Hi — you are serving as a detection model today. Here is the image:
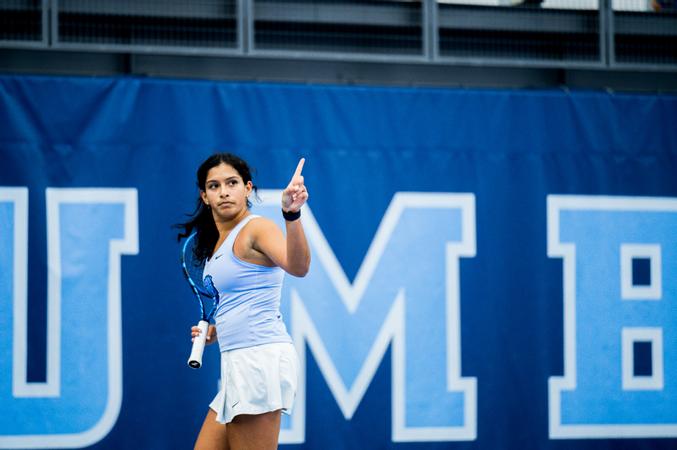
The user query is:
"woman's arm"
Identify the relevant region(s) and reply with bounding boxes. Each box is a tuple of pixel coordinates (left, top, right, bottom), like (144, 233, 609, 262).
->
(282, 214, 310, 276)
(251, 218, 310, 277)
(251, 158, 310, 276)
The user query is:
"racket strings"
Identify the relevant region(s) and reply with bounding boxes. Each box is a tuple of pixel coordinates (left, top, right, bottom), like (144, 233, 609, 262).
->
(182, 232, 220, 322)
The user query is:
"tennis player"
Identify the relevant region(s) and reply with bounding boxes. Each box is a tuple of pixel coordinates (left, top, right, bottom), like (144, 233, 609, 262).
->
(179, 152, 309, 450)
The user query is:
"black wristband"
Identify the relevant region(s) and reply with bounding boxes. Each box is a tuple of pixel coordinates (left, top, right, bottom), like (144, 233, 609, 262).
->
(282, 209, 301, 221)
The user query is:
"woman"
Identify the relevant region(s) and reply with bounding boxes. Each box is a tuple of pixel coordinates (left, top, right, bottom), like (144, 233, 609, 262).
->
(179, 152, 310, 449)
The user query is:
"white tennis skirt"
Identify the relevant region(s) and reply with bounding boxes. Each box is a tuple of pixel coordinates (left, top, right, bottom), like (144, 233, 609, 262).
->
(209, 342, 299, 424)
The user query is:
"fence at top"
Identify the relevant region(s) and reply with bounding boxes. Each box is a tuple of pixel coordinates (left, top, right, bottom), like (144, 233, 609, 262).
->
(1, 0, 676, 69)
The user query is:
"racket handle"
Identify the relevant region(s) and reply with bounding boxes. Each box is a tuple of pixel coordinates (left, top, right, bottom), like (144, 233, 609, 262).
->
(188, 320, 209, 369)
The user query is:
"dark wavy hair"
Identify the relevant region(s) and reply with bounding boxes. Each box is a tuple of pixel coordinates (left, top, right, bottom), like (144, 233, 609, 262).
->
(176, 152, 258, 262)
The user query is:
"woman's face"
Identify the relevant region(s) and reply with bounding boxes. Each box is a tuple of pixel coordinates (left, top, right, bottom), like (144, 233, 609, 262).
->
(200, 163, 252, 220)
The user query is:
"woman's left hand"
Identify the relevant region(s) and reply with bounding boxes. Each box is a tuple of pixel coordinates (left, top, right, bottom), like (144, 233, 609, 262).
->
(281, 158, 309, 213)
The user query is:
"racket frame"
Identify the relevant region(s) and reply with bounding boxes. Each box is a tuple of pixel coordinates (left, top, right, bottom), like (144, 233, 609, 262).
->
(181, 232, 219, 369)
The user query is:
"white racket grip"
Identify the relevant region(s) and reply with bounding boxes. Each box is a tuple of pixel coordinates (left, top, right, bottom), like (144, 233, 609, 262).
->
(188, 320, 209, 369)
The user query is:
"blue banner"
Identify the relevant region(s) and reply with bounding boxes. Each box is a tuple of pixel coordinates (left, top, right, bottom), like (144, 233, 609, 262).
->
(0, 75, 676, 449)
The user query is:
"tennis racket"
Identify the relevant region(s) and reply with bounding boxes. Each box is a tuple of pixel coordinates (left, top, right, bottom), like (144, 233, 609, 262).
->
(181, 232, 220, 369)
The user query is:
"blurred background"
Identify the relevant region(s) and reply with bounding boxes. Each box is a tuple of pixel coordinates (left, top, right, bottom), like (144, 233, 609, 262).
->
(1, 1, 676, 450)
(1, 0, 676, 88)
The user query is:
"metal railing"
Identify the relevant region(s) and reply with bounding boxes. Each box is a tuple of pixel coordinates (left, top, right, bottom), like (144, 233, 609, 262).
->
(1, 0, 675, 69)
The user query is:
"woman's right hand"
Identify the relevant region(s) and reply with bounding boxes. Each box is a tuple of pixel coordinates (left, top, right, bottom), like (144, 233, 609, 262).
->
(191, 324, 217, 345)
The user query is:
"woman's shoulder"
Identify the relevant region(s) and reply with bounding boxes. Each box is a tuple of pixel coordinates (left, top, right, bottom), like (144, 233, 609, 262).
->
(241, 215, 280, 237)
(237, 215, 285, 258)
(246, 215, 276, 228)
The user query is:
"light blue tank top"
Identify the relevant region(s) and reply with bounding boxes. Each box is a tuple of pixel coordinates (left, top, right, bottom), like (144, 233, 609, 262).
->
(204, 215, 292, 352)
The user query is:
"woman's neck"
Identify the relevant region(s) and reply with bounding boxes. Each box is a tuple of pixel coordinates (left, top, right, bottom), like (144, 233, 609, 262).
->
(214, 208, 250, 239)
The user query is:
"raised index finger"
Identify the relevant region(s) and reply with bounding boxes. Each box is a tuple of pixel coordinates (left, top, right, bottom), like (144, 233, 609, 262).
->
(293, 158, 305, 178)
